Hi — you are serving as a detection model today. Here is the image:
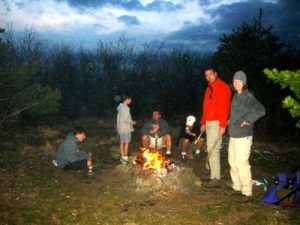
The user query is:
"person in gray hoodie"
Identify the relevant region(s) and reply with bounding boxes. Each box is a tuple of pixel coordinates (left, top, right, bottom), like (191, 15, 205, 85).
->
(117, 95, 136, 163)
(227, 71, 266, 203)
(55, 127, 92, 170)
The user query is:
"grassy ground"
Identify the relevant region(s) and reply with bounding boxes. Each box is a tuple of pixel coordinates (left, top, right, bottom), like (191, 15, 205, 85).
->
(0, 117, 299, 225)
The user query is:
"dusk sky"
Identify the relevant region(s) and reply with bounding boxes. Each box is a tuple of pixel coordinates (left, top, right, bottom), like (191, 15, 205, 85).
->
(1, 0, 299, 52)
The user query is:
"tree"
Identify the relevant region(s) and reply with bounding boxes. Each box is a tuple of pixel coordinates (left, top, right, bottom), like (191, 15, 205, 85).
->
(0, 28, 61, 128)
(213, 15, 283, 86)
(212, 12, 300, 140)
(264, 69, 300, 128)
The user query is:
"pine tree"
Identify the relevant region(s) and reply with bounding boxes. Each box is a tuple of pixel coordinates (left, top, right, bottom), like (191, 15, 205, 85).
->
(264, 69, 300, 128)
(0, 28, 61, 128)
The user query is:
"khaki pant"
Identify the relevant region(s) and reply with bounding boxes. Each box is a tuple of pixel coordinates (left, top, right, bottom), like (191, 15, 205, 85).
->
(228, 136, 253, 196)
(206, 121, 222, 180)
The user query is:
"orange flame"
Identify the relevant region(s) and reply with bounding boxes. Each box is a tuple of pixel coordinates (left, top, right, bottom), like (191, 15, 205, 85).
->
(138, 147, 171, 172)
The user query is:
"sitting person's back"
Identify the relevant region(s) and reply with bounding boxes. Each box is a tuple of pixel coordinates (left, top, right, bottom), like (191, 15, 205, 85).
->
(55, 127, 92, 170)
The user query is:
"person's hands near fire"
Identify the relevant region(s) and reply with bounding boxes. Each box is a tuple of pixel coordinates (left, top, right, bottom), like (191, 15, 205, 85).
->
(150, 124, 160, 134)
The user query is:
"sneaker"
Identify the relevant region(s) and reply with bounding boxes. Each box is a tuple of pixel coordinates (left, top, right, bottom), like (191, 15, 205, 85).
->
(87, 168, 94, 175)
(236, 195, 253, 203)
(195, 150, 201, 160)
(181, 152, 186, 161)
(52, 159, 58, 167)
(226, 189, 242, 196)
(203, 179, 221, 188)
(120, 158, 127, 164)
(166, 151, 172, 157)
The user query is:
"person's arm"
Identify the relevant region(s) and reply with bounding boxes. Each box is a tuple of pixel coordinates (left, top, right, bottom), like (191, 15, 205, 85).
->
(216, 84, 232, 128)
(215, 84, 231, 137)
(242, 95, 266, 125)
(64, 142, 82, 163)
(77, 149, 88, 160)
(200, 88, 209, 126)
(157, 120, 170, 137)
(122, 107, 135, 125)
(141, 121, 151, 135)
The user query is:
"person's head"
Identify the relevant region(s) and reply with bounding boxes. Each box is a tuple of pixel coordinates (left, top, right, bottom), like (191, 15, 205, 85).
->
(74, 126, 86, 142)
(204, 67, 218, 84)
(122, 95, 133, 105)
(186, 115, 196, 128)
(152, 110, 161, 122)
(233, 71, 247, 93)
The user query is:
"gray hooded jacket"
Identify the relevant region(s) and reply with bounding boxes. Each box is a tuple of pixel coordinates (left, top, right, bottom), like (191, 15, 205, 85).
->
(228, 90, 266, 138)
(117, 103, 134, 135)
(56, 133, 88, 168)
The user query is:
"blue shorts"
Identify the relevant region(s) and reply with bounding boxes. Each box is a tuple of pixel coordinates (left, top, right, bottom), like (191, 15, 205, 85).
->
(120, 133, 131, 142)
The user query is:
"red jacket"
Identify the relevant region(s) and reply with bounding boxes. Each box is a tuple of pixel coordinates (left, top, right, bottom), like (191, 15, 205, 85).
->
(201, 78, 232, 128)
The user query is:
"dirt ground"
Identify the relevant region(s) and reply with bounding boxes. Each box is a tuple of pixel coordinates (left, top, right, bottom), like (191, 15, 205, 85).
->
(0, 117, 299, 225)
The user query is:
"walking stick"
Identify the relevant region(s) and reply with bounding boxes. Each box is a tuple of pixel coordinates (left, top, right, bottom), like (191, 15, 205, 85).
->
(193, 132, 203, 145)
(205, 138, 221, 170)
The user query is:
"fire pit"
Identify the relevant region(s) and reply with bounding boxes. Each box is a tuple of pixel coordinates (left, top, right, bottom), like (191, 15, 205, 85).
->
(113, 147, 203, 194)
(133, 147, 174, 177)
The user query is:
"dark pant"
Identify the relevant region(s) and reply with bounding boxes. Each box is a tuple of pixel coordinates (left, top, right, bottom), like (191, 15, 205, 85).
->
(64, 159, 87, 170)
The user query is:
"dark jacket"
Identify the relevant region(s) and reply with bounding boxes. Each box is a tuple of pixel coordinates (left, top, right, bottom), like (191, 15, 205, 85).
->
(56, 133, 88, 168)
(141, 119, 170, 138)
(178, 122, 200, 142)
(228, 90, 266, 138)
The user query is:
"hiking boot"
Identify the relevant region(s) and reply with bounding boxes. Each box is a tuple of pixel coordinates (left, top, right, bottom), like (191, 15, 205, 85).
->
(225, 181, 233, 189)
(236, 195, 253, 203)
(226, 189, 242, 196)
(203, 179, 221, 188)
(201, 174, 211, 182)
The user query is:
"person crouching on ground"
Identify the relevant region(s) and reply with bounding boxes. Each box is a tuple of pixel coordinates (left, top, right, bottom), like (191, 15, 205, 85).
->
(227, 71, 266, 203)
(54, 127, 93, 171)
(117, 95, 136, 164)
(141, 110, 172, 156)
(178, 115, 205, 160)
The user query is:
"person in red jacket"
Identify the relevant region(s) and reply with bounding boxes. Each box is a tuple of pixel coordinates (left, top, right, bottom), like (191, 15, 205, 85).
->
(200, 68, 232, 187)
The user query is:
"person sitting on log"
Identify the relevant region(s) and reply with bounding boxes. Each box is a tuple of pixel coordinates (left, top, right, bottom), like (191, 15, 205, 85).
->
(178, 115, 205, 161)
(141, 109, 172, 156)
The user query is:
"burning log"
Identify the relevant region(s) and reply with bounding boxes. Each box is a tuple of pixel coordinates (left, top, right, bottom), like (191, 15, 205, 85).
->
(133, 147, 174, 176)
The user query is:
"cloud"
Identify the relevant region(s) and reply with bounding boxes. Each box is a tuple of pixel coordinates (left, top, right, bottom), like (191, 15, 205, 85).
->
(164, 0, 300, 52)
(145, 0, 184, 11)
(118, 15, 141, 26)
(57, 0, 144, 10)
(1, 0, 299, 53)
(55, 0, 185, 12)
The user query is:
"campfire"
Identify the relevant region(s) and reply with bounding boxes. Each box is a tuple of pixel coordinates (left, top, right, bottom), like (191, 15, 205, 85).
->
(133, 147, 174, 177)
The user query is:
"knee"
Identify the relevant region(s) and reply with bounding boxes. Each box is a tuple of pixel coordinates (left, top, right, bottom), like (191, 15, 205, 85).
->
(141, 135, 149, 142)
(164, 134, 172, 142)
(181, 138, 189, 145)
